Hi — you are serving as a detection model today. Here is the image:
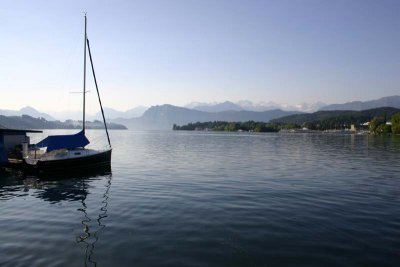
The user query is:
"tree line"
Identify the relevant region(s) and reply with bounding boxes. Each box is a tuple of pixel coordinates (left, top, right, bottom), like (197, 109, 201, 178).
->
(173, 121, 299, 132)
(173, 111, 400, 134)
(369, 113, 400, 135)
(271, 107, 400, 131)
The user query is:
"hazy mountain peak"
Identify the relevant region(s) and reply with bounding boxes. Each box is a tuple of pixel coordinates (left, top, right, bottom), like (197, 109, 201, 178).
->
(186, 100, 325, 113)
(19, 106, 56, 121)
(320, 95, 400, 111)
(47, 106, 149, 121)
(20, 106, 37, 113)
(0, 106, 56, 121)
(189, 101, 243, 112)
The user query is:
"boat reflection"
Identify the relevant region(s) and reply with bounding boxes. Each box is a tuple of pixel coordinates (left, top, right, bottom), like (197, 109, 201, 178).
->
(0, 167, 112, 267)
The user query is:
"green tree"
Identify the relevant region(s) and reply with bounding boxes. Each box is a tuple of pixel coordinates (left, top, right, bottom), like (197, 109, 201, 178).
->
(391, 113, 400, 134)
(369, 117, 385, 134)
(376, 124, 391, 134)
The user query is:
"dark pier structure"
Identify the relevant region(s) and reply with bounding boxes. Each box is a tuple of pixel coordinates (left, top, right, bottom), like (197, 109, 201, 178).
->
(0, 128, 42, 168)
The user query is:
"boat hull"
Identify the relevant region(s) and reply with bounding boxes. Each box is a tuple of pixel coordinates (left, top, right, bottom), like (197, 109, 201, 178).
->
(26, 149, 112, 175)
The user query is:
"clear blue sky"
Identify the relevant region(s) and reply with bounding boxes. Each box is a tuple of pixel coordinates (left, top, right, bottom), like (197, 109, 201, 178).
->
(1, 0, 399, 112)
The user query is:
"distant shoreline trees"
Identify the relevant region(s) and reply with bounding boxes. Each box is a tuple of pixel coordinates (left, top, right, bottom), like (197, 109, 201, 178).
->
(173, 121, 298, 132)
(271, 107, 400, 132)
(369, 112, 400, 135)
(173, 112, 400, 135)
(391, 113, 400, 134)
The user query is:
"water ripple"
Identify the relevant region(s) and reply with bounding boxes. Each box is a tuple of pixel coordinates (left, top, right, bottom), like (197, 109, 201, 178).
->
(1, 130, 400, 266)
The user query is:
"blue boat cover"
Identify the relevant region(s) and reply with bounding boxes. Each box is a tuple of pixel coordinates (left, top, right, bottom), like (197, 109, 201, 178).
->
(35, 130, 90, 152)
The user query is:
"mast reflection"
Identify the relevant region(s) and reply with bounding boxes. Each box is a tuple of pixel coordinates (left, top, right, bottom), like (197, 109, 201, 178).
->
(76, 173, 112, 267)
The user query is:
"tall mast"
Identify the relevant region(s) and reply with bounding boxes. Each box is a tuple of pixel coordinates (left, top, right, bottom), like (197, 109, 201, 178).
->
(82, 14, 87, 132)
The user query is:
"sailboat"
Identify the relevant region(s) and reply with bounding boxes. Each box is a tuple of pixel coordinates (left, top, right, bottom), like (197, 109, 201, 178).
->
(23, 15, 112, 173)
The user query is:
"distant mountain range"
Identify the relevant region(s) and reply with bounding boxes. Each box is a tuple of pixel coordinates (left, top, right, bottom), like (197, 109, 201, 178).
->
(185, 100, 326, 113)
(0, 106, 148, 122)
(49, 106, 149, 121)
(3, 96, 400, 130)
(0, 115, 127, 130)
(113, 104, 302, 130)
(186, 96, 400, 113)
(0, 106, 56, 121)
(185, 101, 244, 112)
(90, 106, 148, 120)
(320, 96, 400, 111)
(270, 107, 400, 126)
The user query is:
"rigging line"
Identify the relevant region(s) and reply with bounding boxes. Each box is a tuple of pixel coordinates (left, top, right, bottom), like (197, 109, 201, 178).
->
(86, 38, 112, 148)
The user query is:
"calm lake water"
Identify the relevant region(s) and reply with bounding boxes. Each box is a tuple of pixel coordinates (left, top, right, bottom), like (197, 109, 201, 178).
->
(1, 130, 400, 267)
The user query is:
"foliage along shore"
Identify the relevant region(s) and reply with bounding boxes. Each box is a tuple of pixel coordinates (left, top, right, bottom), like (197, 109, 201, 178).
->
(270, 107, 400, 130)
(173, 110, 400, 135)
(173, 121, 293, 132)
